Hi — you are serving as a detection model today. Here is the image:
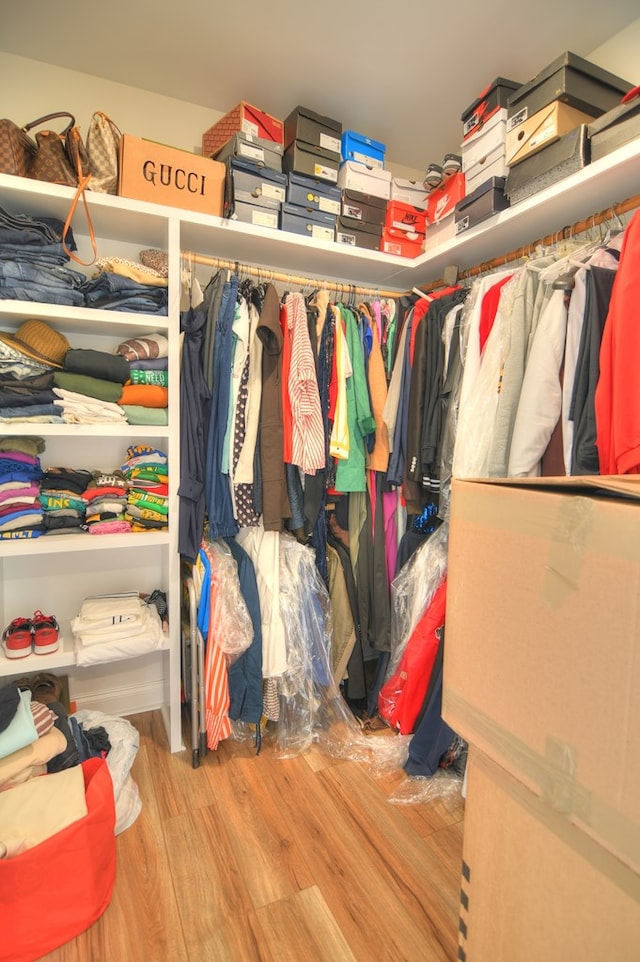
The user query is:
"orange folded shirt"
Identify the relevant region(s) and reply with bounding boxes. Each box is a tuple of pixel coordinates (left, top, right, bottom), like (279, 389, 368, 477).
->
(119, 383, 169, 408)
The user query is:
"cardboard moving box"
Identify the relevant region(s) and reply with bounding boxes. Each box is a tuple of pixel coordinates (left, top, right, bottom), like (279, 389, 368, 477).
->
(459, 748, 640, 962)
(118, 135, 225, 216)
(443, 475, 640, 875)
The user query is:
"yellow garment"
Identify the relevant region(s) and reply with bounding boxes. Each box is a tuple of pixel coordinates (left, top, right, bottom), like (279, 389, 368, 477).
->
(95, 257, 168, 287)
(329, 306, 350, 461)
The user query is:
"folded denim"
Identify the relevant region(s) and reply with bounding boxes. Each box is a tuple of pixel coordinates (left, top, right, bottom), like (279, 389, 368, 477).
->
(0, 260, 86, 288)
(0, 284, 85, 306)
(0, 206, 77, 249)
(0, 244, 70, 266)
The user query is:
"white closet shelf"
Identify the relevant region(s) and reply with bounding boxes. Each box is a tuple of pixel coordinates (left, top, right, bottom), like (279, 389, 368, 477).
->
(3, 137, 639, 292)
(0, 423, 169, 438)
(0, 530, 170, 558)
(0, 300, 169, 337)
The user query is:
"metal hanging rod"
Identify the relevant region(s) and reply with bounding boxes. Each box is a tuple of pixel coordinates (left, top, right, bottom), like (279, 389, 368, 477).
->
(180, 250, 400, 299)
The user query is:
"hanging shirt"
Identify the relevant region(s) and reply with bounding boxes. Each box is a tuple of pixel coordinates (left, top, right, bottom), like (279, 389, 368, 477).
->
(286, 292, 325, 475)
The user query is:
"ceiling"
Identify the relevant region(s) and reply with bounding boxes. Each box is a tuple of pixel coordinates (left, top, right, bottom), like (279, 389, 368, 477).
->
(1, 2, 638, 173)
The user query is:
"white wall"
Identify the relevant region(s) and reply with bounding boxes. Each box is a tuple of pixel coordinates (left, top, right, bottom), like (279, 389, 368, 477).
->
(588, 16, 640, 83)
(0, 52, 425, 182)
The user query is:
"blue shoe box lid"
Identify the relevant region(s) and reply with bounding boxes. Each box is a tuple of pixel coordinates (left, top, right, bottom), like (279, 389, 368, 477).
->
(341, 130, 386, 168)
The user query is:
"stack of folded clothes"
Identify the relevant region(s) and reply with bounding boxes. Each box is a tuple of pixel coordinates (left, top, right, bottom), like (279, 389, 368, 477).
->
(114, 331, 169, 426)
(71, 591, 165, 666)
(81, 468, 131, 535)
(39, 466, 92, 535)
(79, 255, 168, 315)
(122, 444, 169, 532)
(53, 346, 130, 424)
(0, 319, 69, 424)
(0, 435, 45, 539)
(0, 205, 86, 307)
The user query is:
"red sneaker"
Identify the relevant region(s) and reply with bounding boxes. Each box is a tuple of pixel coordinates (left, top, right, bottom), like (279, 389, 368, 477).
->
(1, 617, 33, 659)
(32, 611, 60, 655)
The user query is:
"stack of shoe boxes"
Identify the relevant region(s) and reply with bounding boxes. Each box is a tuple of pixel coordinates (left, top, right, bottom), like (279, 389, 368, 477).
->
(336, 132, 391, 251)
(453, 77, 520, 237)
(281, 106, 343, 240)
(381, 199, 427, 258)
(216, 132, 286, 230)
(504, 52, 632, 206)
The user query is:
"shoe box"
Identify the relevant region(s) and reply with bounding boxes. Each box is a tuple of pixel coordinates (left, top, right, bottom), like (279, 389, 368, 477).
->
(224, 156, 287, 229)
(588, 86, 640, 163)
(379, 226, 423, 258)
(462, 109, 509, 194)
(341, 130, 386, 169)
(384, 200, 427, 236)
(283, 140, 340, 185)
(202, 101, 284, 158)
(286, 172, 341, 215)
(454, 176, 510, 235)
(427, 172, 466, 225)
(338, 160, 392, 200)
(280, 202, 336, 242)
(461, 77, 522, 142)
(504, 125, 589, 205)
(506, 51, 633, 125)
(213, 131, 284, 172)
(335, 215, 383, 251)
(341, 188, 387, 226)
(506, 101, 593, 167)
(390, 177, 428, 209)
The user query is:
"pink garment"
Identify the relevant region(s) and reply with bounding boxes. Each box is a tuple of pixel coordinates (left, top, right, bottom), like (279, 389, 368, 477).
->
(286, 292, 325, 474)
(202, 544, 232, 751)
(87, 520, 132, 535)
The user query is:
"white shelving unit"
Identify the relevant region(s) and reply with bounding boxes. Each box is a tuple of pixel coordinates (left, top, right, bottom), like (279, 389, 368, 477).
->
(0, 134, 637, 753)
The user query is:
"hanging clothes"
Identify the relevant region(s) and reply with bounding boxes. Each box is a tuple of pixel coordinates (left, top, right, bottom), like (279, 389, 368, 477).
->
(178, 305, 211, 562)
(256, 284, 290, 530)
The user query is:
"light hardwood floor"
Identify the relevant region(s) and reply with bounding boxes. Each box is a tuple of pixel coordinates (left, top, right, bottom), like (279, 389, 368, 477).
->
(40, 710, 465, 962)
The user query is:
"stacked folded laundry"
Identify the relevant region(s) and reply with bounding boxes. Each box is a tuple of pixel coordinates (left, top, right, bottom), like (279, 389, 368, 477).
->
(122, 444, 169, 532)
(0, 435, 45, 538)
(115, 332, 169, 426)
(81, 468, 131, 535)
(39, 466, 92, 535)
(0, 319, 69, 424)
(71, 592, 165, 666)
(79, 255, 168, 314)
(53, 346, 130, 425)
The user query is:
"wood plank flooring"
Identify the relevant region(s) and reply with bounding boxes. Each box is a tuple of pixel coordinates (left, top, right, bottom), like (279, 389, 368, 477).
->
(40, 710, 465, 962)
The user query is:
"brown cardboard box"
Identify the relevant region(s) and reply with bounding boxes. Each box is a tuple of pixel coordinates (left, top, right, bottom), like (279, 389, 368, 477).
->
(443, 475, 640, 874)
(506, 101, 593, 166)
(118, 135, 225, 215)
(459, 749, 640, 962)
(202, 102, 284, 158)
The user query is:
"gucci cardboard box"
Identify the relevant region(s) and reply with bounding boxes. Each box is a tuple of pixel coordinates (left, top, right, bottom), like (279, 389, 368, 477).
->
(202, 102, 284, 158)
(118, 135, 225, 216)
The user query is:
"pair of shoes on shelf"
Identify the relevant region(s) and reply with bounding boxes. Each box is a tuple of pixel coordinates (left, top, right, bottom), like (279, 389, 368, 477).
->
(423, 153, 462, 192)
(1, 611, 60, 659)
(11, 672, 63, 705)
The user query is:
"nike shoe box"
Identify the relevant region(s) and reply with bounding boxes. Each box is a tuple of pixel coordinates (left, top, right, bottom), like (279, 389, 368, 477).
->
(454, 177, 510, 235)
(203, 102, 284, 158)
(461, 77, 522, 141)
(340, 189, 387, 227)
(588, 88, 640, 163)
(504, 125, 590, 205)
(286, 172, 341, 216)
(341, 130, 386, 169)
(380, 226, 423, 258)
(283, 140, 340, 185)
(280, 202, 336, 242)
(335, 215, 383, 251)
(384, 201, 427, 236)
(506, 52, 633, 123)
(427, 173, 466, 225)
(213, 132, 283, 172)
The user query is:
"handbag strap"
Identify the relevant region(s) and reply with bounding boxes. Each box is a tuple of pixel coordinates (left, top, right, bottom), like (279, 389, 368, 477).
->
(62, 173, 98, 267)
(92, 110, 123, 139)
(23, 112, 76, 135)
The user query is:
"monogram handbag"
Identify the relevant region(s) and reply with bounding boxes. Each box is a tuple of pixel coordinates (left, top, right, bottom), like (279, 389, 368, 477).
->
(26, 112, 91, 186)
(85, 111, 122, 194)
(0, 118, 37, 176)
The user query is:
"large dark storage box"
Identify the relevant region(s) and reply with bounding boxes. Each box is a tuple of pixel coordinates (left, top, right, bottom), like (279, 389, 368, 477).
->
(286, 172, 341, 215)
(454, 177, 509, 235)
(224, 156, 286, 218)
(588, 88, 640, 163)
(505, 124, 590, 204)
(283, 141, 340, 184)
(506, 51, 633, 122)
(214, 132, 283, 172)
(335, 215, 382, 251)
(461, 77, 522, 140)
(284, 106, 342, 154)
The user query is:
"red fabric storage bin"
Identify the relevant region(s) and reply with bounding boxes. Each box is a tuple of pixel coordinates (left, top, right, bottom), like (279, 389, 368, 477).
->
(0, 757, 116, 962)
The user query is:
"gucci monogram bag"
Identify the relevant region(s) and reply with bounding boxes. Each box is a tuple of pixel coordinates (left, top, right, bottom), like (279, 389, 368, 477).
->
(85, 111, 122, 194)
